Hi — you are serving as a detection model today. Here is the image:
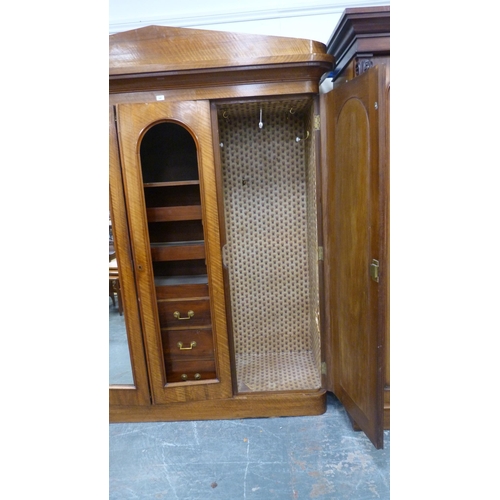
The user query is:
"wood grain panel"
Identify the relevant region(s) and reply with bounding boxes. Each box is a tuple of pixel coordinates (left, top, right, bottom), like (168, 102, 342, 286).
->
(110, 25, 332, 75)
(155, 283, 209, 301)
(109, 106, 151, 407)
(322, 66, 386, 449)
(116, 100, 233, 404)
(110, 391, 327, 422)
(335, 97, 371, 414)
(109, 26, 332, 94)
(109, 81, 320, 105)
(384, 66, 390, 430)
(148, 220, 204, 244)
(147, 205, 202, 222)
(150, 242, 205, 262)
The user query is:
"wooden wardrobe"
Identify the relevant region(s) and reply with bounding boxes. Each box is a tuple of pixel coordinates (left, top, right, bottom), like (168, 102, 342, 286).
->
(109, 6, 390, 449)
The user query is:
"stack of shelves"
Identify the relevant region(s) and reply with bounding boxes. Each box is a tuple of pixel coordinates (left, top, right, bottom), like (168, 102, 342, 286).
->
(141, 123, 215, 383)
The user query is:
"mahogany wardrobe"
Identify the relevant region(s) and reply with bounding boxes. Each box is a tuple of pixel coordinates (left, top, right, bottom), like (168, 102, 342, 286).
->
(109, 6, 390, 448)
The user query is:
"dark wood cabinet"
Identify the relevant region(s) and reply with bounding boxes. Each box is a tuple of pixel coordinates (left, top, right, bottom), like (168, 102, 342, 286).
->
(109, 6, 390, 448)
(325, 6, 390, 431)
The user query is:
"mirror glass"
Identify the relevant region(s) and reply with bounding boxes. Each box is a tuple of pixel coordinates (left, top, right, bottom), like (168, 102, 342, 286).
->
(109, 214, 134, 385)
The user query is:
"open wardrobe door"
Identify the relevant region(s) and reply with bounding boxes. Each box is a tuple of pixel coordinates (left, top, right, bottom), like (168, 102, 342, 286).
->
(321, 65, 388, 449)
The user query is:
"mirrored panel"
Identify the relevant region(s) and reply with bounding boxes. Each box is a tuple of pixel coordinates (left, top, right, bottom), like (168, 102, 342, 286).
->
(109, 214, 134, 385)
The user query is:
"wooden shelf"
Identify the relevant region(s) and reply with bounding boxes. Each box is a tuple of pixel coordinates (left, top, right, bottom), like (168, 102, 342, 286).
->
(155, 275, 208, 286)
(143, 180, 200, 188)
(151, 241, 205, 262)
(147, 205, 202, 222)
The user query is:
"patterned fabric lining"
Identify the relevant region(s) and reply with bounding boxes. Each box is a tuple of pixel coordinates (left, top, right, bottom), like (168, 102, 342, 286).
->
(218, 98, 321, 392)
(236, 352, 319, 392)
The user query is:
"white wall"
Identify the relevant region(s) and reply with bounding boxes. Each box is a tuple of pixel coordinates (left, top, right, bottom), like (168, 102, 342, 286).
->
(109, 0, 390, 45)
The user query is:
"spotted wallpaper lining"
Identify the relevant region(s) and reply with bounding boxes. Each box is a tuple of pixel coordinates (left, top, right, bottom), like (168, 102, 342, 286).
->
(218, 98, 321, 392)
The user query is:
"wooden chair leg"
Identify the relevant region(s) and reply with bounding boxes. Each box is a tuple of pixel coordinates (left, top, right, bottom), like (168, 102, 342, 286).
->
(109, 279, 116, 307)
(116, 279, 123, 316)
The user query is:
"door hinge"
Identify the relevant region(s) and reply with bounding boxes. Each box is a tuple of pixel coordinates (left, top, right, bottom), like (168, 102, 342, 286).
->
(318, 246, 324, 261)
(321, 362, 327, 375)
(370, 259, 380, 283)
(314, 115, 320, 131)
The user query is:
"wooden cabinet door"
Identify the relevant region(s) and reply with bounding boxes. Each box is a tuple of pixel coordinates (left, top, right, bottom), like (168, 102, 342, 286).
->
(115, 100, 233, 405)
(109, 106, 151, 407)
(321, 66, 389, 448)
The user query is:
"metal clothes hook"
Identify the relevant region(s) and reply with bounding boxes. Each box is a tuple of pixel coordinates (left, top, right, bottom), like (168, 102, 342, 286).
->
(295, 130, 310, 142)
(259, 108, 263, 129)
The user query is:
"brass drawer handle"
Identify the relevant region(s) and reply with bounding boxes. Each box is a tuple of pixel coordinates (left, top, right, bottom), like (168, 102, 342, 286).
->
(181, 373, 201, 381)
(173, 310, 194, 320)
(177, 341, 197, 350)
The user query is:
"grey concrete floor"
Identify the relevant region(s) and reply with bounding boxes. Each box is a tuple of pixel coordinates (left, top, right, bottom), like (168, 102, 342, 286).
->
(110, 393, 390, 499)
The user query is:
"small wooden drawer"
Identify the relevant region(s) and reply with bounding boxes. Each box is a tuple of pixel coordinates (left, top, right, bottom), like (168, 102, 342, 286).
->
(158, 298, 211, 329)
(162, 329, 214, 358)
(165, 359, 216, 383)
